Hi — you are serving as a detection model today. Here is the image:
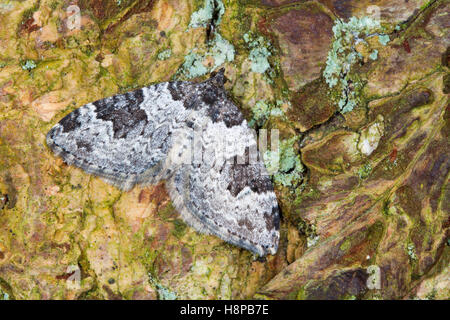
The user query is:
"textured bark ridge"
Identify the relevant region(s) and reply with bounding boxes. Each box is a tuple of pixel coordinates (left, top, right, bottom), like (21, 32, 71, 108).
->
(0, 0, 448, 299)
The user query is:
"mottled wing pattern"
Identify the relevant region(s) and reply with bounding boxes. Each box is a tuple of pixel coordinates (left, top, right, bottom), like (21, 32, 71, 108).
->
(168, 140, 280, 256)
(166, 73, 280, 256)
(46, 70, 280, 255)
(46, 83, 187, 190)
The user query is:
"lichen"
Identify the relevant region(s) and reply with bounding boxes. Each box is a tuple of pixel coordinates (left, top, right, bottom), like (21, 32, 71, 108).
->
(366, 265, 381, 290)
(21, 59, 37, 71)
(180, 1, 234, 79)
(249, 47, 271, 74)
(358, 163, 372, 179)
(307, 235, 320, 248)
(0, 289, 9, 300)
(264, 136, 304, 187)
(157, 49, 172, 61)
(208, 33, 235, 67)
(323, 16, 390, 113)
(407, 243, 418, 261)
(180, 34, 234, 79)
(340, 239, 351, 252)
(189, 0, 225, 29)
(249, 100, 285, 127)
(250, 101, 270, 127)
(244, 32, 272, 74)
(378, 35, 390, 46)
(148, 274, 177, 300)
(181, 51, 209, 78)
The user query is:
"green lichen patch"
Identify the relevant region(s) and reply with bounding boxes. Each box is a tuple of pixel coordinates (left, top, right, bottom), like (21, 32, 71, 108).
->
(21, 59, 37, 71)
(243, 32, 273, 75)
(358, 163, 372, 180)
(323, 16, 390, 113)
(189, 0, 225, 29)
(249, 46, 271, 74)
(180, 51, 209, 79)
(407, 243, 418, 262)
(180, 33, 235, 79)
(157, 49, 172, 61)
(264, 136, 304, 188)
(148, 273, 177, 300)
(378, 35, 390, 46)
(248, 100, 285, 128)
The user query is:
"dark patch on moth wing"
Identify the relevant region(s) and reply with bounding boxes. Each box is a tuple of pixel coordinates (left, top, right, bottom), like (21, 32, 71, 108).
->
(201, 84, 220, 105)
(167, 81, 204, 111)
(168, 70, 244, 128)
(184, 91, 205, 111)
(205, 98, 244, 128)
(93, 89, 147, 139)
(237, 218, 255, 231)
(203, 72, 244, 127)
(226, 149, 273, 197)
(76, 140, 93, 152)
(167, 81, 186, 101)
(203, 70, 243, 127)
(58, 108, 82, 133)
(264, 206, 280, 231)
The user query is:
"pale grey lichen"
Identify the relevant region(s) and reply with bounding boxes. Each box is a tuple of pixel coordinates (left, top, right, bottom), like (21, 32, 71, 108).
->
(244, 32, 272, 74)
(264, 136, 304, 187)
(180, 34, 234, 79)
(250, 101, 270, 127)
(407, 243, 418, 261)
(181, 52, 209, 78)
(378, 34, 390, 46)
(148, 274, 177, 300)
(157, 49, 172, 61)
(0, 287, 9, 300)
(181, 1, 234, 79)
(366, 265, 381, 290)
(369, 49, 378, 60)
(249, 47, 271, 73)
(189, 0, 225, 29)
(270, 107, 284, 117)
(298, 219, 320, 248)
(358, 163, 372, 179)
(307, 234, 320, 248)
(21, 59, 36, 71)
(208, 33, 235, 67)
(323, 17, 390, 113)
(249, 100, 285, 128)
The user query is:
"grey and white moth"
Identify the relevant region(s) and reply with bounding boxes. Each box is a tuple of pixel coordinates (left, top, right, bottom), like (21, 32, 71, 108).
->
(46, 69, 280, 256)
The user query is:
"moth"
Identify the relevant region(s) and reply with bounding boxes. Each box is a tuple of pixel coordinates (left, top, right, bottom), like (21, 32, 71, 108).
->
(46, 69, 280, 256)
